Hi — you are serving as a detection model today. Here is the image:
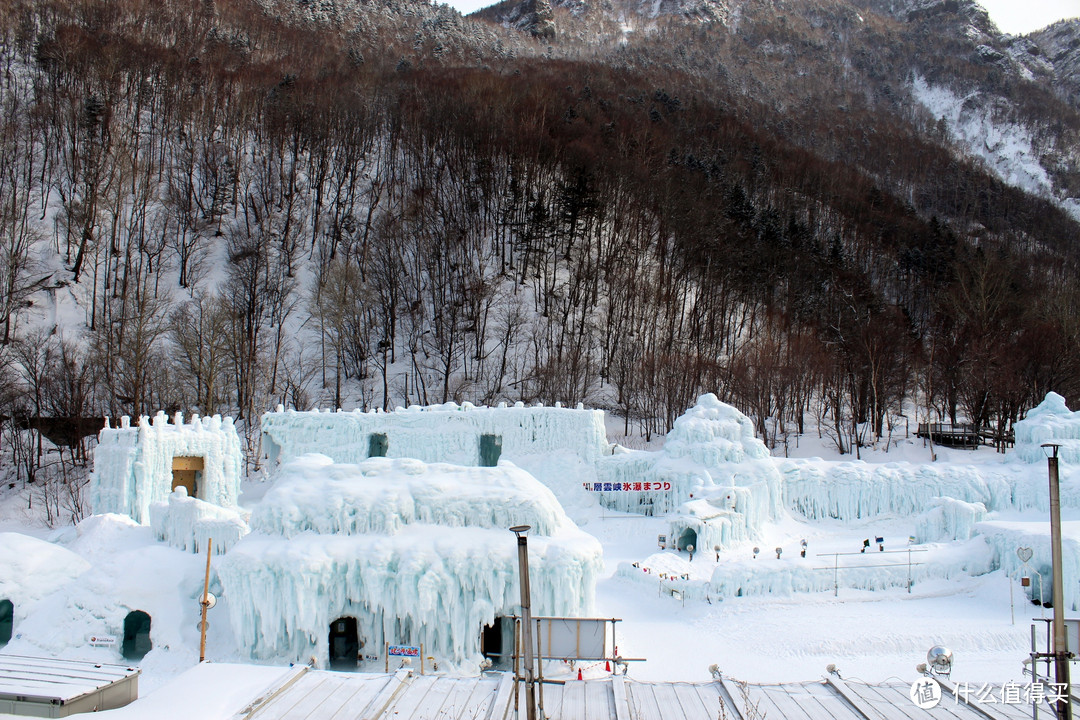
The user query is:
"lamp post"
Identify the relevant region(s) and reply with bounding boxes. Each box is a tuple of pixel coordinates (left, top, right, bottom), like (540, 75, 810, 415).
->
(511, 525, 537, 720)
(1042, 443, 1072, 720)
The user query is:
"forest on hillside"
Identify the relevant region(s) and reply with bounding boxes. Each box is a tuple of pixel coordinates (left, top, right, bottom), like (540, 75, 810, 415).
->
(1, 0, 1079, 522)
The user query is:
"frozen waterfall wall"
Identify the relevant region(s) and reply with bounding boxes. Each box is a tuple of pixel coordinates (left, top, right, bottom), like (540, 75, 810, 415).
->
(260, 402, 609, 470)
(913, 497, 987, 543)
(91, 412, 243, 524)
(779, 459, 1051, 520)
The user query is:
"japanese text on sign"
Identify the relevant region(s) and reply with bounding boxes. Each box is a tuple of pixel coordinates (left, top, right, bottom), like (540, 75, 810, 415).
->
(583, 481, 673, 491)
(388, 645, 420, 657)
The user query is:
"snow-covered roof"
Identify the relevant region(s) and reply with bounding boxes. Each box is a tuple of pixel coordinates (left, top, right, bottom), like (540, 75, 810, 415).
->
(248, 454, 571, 537)
(223, 666, 1032, 720)
(0, 654, 139, 703)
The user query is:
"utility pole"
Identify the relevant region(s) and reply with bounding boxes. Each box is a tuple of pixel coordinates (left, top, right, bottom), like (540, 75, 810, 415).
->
(199, 538, 213, 663)
(1042, 444, 1072, 720)
(511, 526, 537, 720)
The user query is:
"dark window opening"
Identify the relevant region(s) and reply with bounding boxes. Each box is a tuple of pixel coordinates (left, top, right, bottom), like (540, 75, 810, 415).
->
(0, 599, 12, 647)
(368, 433, 388, 458)
(122, 610, 152, 661)
(479, 434, 502, 467)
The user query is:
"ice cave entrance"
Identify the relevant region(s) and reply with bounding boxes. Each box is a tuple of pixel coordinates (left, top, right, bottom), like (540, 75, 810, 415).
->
(481, 617, 512, 670)
(479, 434, 502, 467)
(677, 528, 698, 551)
(171, 456, 204, 498)
(121, 610, 152, 661)
(329, 617, 360, 670)
(0, 599, 12, 647)
(368, 433, 388, 458)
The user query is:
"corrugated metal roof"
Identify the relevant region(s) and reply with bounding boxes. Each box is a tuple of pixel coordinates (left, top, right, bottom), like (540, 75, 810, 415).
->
(234, 668, 1041, 720)
(0, 654, 140, 703)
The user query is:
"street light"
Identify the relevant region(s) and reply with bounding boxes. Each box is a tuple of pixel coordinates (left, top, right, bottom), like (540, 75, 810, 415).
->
(1042, 443, 1072, 720)
(510, 525, 537, 720)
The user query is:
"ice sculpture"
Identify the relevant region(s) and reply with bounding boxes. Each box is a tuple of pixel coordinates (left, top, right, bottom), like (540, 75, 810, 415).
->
(593, 396, 783, 549)
(218, 455, 602, 669)
(1013, 392, 1080, 464)
(779, 459, 1047, 519)
(149, 488, 249, 554)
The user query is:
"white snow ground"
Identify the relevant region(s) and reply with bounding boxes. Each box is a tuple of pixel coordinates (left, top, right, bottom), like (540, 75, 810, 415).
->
(0, 426, 1068, 717)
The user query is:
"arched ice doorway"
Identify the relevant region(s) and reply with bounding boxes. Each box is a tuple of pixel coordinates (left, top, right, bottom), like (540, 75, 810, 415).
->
(677, 528, 698, 551)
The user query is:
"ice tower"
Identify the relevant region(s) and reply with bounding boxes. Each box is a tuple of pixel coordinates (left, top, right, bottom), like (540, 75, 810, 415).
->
(91, 412, 243, 524)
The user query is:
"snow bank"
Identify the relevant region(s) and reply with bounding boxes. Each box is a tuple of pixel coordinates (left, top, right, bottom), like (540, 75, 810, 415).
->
(149, 488, 249, 555)
(0, 533, 89, 627)
(780, 458, 1039, 519)
(1012, 392, 1080, 464)
(593, 395, 782, 545)
(218, 456, 602, 668)
(3, 515, 207, 672)
(92, 412, 243, 524)
(914, 497, 987, 542)
(260, 402, 609, 470)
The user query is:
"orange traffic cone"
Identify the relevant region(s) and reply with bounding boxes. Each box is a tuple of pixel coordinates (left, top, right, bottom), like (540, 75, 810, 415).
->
(577, 668, 583, 681)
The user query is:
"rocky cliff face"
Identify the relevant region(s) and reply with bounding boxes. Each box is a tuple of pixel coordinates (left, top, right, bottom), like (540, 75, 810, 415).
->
(1028, 20, 1080, 109)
